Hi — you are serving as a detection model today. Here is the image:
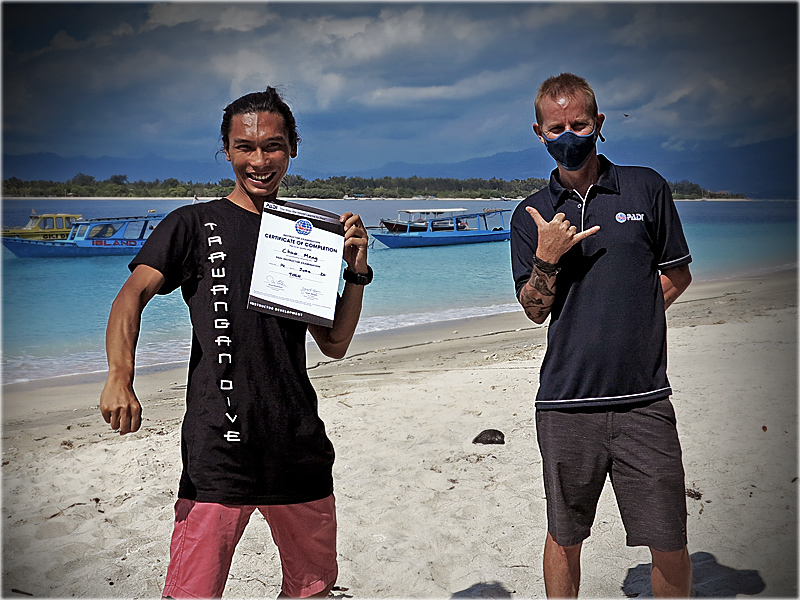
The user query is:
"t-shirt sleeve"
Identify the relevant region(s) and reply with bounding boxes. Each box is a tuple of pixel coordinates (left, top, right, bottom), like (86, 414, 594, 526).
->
(510, 202, 538, 300)
(129, 209, 198, 295)
(654, 181, 692, 272)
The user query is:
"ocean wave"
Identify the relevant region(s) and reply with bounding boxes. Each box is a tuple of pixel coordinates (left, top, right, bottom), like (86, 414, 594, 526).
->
(1, 304, 522, 384)
(2, 339, 193, 386)
(356, 302, 521, 334)
(696, 261, 797, 282)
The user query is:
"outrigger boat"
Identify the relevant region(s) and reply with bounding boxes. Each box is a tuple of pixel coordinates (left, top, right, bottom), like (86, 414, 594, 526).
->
(379, 208, 469, 232)
(2, 212, 165, 258)
(372, 208, 511, 248)
(2, 211, 82, 240)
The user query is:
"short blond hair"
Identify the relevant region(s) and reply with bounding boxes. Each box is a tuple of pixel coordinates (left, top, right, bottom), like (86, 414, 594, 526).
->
(534, 73, 598, 124)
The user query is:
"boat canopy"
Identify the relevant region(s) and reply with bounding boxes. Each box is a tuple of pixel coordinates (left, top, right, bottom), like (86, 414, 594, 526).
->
(19, 214, 80, 230)
(396, 208, 467, 214)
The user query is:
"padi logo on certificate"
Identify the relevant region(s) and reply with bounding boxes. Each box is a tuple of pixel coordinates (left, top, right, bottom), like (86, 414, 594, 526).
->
(295, 219, 313, 235)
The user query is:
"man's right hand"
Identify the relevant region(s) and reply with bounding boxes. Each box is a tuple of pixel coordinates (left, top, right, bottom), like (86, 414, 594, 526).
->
(100, 379, 142, 435)
(99, 264, 164, 436)
(527, 207, 600, 264)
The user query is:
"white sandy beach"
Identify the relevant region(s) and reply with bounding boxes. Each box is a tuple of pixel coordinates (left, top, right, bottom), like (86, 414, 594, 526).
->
(2, 270, 797, 598)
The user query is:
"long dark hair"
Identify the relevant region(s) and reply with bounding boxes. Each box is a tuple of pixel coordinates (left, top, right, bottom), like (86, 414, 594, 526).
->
(220, 86, 300, 152)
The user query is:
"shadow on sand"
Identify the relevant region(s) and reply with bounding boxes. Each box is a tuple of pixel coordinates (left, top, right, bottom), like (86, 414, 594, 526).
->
(622, 551, 766, 597)
(451, 581, 515, 598)
(447, 551, 768, 598)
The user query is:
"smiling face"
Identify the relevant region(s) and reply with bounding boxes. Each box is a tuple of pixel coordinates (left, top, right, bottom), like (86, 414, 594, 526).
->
(224, 111, 297, 210)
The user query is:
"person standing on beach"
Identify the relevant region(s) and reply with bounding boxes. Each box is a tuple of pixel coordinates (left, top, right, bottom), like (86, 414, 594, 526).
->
(510, 73, 693, 597)
(99, 87, 372, 598)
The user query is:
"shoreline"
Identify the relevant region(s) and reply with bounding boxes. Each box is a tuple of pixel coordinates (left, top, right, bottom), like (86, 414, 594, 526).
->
(3, 269, 795, 414)
(2, 268, 796, 397)
(1, 264, 796, 392)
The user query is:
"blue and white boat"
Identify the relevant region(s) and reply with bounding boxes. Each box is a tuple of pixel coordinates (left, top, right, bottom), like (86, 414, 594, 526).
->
(372, 208, 511, 248)
(2, 212, 165, 257)
(379, 208, 469, 232)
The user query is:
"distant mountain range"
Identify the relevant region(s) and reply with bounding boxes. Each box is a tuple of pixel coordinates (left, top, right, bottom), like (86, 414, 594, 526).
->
(1, 152, 235, 187)
(3, 134, 796, 199)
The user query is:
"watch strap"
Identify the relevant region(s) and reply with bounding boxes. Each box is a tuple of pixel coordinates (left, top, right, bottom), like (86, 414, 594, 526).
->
(343, 265, 373, 285)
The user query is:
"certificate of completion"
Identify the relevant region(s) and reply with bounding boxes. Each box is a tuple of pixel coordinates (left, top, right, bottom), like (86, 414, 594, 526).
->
(248, 201, 344, 327)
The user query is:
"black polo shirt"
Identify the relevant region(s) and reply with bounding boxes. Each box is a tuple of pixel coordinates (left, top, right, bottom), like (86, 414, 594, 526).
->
(510, 155, 691, 409)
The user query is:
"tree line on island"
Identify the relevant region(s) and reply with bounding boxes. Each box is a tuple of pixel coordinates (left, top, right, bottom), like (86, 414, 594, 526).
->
(2, 173, 745, 200)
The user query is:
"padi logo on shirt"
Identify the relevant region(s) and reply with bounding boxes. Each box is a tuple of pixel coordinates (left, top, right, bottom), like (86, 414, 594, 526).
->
(295, 218, 313, 235)
(615, 212, 645, 223)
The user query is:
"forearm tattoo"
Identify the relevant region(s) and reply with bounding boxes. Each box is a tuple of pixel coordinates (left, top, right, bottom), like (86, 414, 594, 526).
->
(530, 269, 555, 297)
(521, 265, 556, 320)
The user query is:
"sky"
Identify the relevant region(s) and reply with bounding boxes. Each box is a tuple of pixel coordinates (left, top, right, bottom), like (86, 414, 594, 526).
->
(2, 2, 798, 195)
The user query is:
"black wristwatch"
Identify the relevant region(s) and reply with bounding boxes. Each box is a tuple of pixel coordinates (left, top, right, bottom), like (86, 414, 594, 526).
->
(343, 265, 373, 286)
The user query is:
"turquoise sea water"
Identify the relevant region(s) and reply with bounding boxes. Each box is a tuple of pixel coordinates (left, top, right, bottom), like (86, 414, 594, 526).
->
(2, 198, 797, 384)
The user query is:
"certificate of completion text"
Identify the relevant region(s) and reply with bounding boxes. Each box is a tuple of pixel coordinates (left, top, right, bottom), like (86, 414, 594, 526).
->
(248, 202, 344, 327)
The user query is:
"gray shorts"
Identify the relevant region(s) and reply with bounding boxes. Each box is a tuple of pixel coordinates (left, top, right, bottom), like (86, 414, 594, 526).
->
(536, 398, 687, 551)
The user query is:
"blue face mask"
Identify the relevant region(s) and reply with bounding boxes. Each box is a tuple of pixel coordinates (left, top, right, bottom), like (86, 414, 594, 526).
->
(543, 128, 600, 171)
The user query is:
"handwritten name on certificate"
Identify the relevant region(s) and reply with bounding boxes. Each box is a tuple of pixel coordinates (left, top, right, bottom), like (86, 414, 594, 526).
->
(248, 202, 344, 327)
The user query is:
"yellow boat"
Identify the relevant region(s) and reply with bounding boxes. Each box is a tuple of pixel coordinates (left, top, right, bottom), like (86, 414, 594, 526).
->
(2, 211, 82, 240)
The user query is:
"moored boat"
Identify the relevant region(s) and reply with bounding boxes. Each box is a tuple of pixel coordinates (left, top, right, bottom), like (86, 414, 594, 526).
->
(2, 211, 82, 240)
(2, 213, 165, 257)
(379, 208, 468, 232)
(372, 208, 511, 248)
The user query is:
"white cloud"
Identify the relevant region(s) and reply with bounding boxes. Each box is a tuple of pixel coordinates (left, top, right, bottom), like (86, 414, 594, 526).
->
(46, 30, 83, 52)
(32, 22, 136, 58)
(595, 78, 651, 112)
(312, 73, 348, 110)
(209, 49, 278, 99)
(606, 5, 703, 49)
(292, 14, 372, 47)
(515, 3, 609, 31)
(607, 5, 660, 48)
(143, 4, 276, 33)
(473, 114, 512, 136)
(339, 5, 427, 62)
(661, 137, 686, 152)
(356, 65, 535, 107)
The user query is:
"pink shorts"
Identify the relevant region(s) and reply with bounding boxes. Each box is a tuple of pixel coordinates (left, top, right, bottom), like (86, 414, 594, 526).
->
(162, 495, 337, 598)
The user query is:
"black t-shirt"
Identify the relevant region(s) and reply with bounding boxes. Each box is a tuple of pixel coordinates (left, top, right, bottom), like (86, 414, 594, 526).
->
(131, 198, 334, 504)
(510, 156, 692, 409)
